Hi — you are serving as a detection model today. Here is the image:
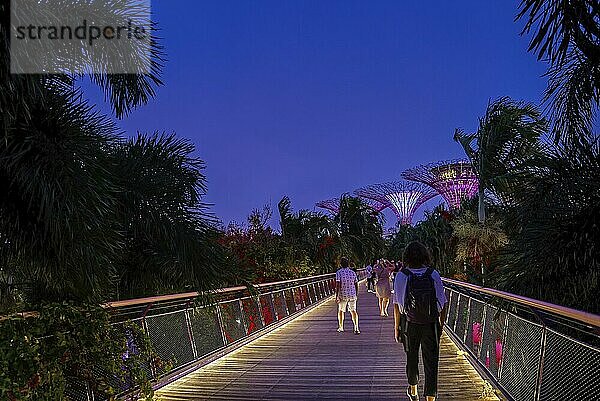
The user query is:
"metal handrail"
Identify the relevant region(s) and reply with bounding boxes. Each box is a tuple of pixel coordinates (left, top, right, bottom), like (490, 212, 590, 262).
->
(103, 273, 337, 309)
(442, 277, 600, 401)
(442, 277, 600, 328)
(58, 270, 353, 401)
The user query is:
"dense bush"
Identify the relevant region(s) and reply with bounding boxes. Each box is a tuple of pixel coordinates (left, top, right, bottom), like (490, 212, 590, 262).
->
(0, 303, 167, 401)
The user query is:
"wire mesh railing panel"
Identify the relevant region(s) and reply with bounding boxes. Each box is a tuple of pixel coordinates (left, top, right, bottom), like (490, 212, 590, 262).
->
(320, 280, 329, 298)
(259, 294, 276, 326)
(466, 298, 485, 352)
(272, 291, 288, 320)
(443, 279, 600, 401)
(145, 311, 195, 370)
(454, 294, 470, 342)
(447, 290, 459, 331)
(307, 284, 316, 304)
(499, 314, 543, 401)
(284, 288, 297, 314)
(88, 320, 156, 401)
(57, 273, 345, 400)
(323, 280, 331, 296)
(64, 379, 90, 401)
(293, 287, 305, 311)
(219, 300, 246, 344)
(478, 305, 505, 378)
(317, 282, 325, 299)
(539, 329, 600, 400)
(303, 285, 312, 305)
(320, 280, 328, 296)
(241, 297, 263, 335)
(189, 305, 224, 358)
(314, 281, 323, 299)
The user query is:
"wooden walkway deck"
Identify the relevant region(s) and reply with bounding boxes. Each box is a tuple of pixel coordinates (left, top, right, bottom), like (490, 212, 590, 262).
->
(156, 285, 499, 400)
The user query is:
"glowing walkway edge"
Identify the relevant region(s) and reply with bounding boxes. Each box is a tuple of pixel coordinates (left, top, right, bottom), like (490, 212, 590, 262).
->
(152, 291, 339, 392)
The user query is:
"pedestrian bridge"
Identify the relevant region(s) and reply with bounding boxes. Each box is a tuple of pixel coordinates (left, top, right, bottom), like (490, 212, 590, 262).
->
(74, 272, 600, 400)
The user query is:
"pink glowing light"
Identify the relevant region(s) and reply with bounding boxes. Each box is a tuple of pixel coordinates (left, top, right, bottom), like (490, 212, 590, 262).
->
(472, 322, 483, 345)
(495, 338, 503, 366)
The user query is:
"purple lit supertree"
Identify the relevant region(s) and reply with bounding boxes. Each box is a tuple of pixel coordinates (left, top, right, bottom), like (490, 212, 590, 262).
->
(354, 181, 438, 225)
(401, 159, 478, 209)
(316, 197, 388, 215)
(315, 198, 340, 214)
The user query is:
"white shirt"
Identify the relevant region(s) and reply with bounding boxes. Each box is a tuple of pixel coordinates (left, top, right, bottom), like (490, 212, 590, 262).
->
(336, 267, 358, 299)
(393, 267, 447, 313)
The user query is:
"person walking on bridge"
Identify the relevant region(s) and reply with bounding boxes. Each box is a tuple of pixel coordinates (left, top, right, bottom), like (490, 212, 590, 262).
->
(393, 242, 448, 401)
(374, 259, 394, 316)
(365, 260, 375, 292)
(335, 257, 360, 334)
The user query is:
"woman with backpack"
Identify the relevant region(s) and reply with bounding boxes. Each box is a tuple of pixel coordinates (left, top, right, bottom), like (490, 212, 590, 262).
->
(393, 242, 448, 401)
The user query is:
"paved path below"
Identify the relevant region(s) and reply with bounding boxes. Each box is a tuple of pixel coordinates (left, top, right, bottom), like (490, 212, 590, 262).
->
(156, 284, 499, 400)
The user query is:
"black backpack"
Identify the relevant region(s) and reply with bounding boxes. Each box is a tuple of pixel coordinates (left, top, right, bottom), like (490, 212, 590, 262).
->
(401, 267, 439, 324)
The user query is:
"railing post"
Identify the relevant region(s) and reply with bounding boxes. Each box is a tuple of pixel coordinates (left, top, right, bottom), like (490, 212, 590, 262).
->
(140, 303, 157, 379)
(498, 312, 509, 380)
(464, 297, 472, 343)
(283, 290, 291, 317)
(270, 292, 278, 320)
(215, 302, 229, 345)
(479, 304, 488, 362)
(452, 289, 459, 332)
(534, 325, 547, 401)
(257, 295, 266, 327)
(184, 300, 198, 359)
(238, 299, 249, 335)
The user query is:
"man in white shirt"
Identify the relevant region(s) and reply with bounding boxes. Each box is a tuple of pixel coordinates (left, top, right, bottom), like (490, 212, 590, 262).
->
(335, 257, 360, 334)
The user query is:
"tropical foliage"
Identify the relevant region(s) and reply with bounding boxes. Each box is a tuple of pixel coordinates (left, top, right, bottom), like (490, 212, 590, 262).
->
(517, 0, 600, 144)
(454, 97, 547, 221)
(0, 0, 237, 307)
(451, 95, 600, 312)
(386, 205, 457, 277)
(495, 140, 600, 312)
(0, 303, 167, 401)
(219, 195, 384, 283)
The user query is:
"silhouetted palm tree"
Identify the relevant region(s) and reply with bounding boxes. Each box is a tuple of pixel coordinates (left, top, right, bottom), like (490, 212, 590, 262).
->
(334, 195, 384, 267)
(496, 139, 600, 313)
(110, 133, 232, 299)
(454, 97, 547, 222)
(517, 0, 600, 144)
(0, 1, 234, 305)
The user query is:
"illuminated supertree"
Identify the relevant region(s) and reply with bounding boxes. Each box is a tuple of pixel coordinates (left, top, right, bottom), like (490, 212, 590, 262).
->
(316, 197, 388, 215)
(315, 198, 341, 214)
(401, 159, 478, 208)
(354, 181, 438, 225)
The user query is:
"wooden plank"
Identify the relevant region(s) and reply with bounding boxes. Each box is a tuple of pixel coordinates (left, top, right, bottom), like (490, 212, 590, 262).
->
(156, 285, 500, 400)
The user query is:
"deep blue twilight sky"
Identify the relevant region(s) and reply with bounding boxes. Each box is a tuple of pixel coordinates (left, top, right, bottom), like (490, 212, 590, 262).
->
(88, 1, 548, 228)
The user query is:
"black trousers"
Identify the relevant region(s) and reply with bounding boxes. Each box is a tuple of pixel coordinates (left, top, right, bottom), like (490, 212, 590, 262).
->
(406, 321, 441, 397)
(366, 277, 374, 290)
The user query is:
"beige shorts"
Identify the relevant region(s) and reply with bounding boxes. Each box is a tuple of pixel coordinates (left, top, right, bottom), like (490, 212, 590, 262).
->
(338, 298, 357, 312)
